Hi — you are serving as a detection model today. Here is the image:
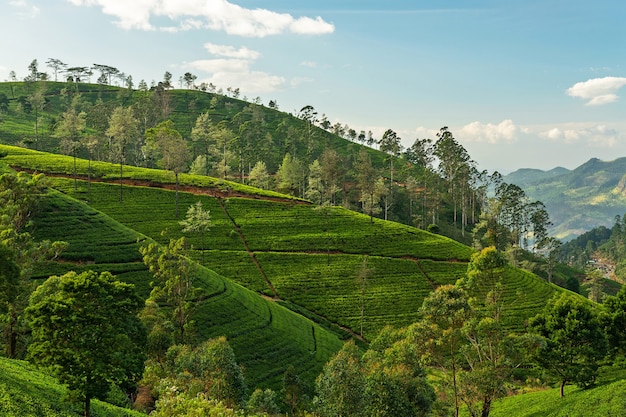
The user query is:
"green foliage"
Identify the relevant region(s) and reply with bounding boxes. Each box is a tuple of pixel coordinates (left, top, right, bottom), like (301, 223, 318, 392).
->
(528, 293, 608, 396)
(154, 337, 247, 408)
(26, 270, 146, 416)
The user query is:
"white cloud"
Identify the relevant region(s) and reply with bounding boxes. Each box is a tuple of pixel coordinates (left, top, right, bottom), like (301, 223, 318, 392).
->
(566, 76, 626, 106)
(187, 42, 285, 93)
(203, 43, 260, 60)
(300, 61, 318, 68)
(67, 0, 334, 37)
(9, 0, 39, 18)
(540, 124, 619, 147)
(458, 119, 518, 143)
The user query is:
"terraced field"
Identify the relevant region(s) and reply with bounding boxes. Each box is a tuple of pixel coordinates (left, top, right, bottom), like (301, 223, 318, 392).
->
(28, 189, 344, 390)
(3, 145, 575, 388)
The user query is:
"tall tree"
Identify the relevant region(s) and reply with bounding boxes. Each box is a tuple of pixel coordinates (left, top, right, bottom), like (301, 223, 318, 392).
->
(355, 149, 380, 223)
(140, 237, 202, 344)
(433, 128, 472, 233)
(410, 285, 472, 417)
(106, 106, 138, 202)
(179, 201, 213, 264)
(145, 120, 191, 217)
(190, 112, 216, 176)
(26, 270, 146, 417)
(54, 97, 87, 190)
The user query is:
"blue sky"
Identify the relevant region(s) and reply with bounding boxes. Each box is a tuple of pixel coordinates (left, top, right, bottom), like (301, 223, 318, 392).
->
(2, 0, 626, 174)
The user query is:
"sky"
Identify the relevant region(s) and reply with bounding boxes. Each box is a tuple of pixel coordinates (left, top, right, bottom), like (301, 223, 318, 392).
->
(2, 0, 626, 174)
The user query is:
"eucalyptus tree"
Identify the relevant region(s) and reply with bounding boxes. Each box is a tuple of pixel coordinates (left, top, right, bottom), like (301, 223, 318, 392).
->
(191, 112, 219, 176)
(355, 149, 382, 222)
(179, 201, 213, 264)
(145, 120, 191, 217)
(320, 148, 344, 205)
(379, 129, 403, 220)
(27, 84, 47, 149)
(433, 127, 472, 233)
(54, 96, 87, 190)
(106, 106, 139, 202)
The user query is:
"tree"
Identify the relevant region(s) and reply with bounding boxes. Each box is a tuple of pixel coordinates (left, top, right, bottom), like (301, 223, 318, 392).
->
(106, 106, 138, 202)
(276, 153, 303, 196)
(27, 85, 47, 149)
(191, 112, 216, 176)
(363, 326, 435, 417)
(0, 172, 67, 358)
(54, 98, 87, 190)
(410, 285, 472, 417)
(283, 365, 304, 416)
(92, 64, 120, 85)
(163, 71, 173, 89)
(179, 201, 213, 264)
(140, 237, 202, 344)
(355, 149, 380, 222)
(249, 161, 271, 190)
(379, 129, 403, 220)
(46, 58, 66, 82)
(145, 120, 191, 217)
(161, 337, 247, 408)
(26, 270, 146, 417)
(433, 128, 472, 234)
(315, 340, 365, 417)
(183, 72, 197, 89)
(528, 293, 608, 397)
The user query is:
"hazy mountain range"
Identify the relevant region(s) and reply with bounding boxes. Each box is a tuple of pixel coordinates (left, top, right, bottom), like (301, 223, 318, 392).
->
(504, 157, 626, 241)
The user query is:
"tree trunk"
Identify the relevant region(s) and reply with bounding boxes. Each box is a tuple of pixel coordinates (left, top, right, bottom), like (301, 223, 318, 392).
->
(84, 395, 91, 417)
(560, 380, 566, 397)
(119, 160, 123, 203)
(481, 397, 491, 417)
(175, 172, 179, 218)
(73, 154, 77, 191)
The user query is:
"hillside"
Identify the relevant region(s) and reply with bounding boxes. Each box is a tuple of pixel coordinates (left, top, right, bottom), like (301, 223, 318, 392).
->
(0, 357, 144, 417)
(504, 157, 626, 240)
(3, 144, 569, 337)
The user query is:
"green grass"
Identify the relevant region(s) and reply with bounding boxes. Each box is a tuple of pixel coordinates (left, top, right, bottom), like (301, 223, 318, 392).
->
(27, 183, 344, 391)
(9, 142, 571, 339)
(0, 357, 144, 417)
(485, 380, 626, 417)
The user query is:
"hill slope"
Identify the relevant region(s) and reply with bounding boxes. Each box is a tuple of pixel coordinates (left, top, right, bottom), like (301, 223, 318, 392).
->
(0, 357, 144, 417)
(504, 157, 626, 240)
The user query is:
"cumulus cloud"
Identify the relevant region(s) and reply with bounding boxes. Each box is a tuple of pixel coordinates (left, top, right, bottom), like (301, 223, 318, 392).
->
(67, 0, 334, 36)
(458, 119, 518, 143)
(186, 42, 285, 94)
(566, 76, 626, 106)
(540, 124, 619, 147)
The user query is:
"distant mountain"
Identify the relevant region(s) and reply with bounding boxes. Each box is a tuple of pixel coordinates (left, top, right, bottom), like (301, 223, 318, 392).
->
(504, 166, 570, 189)
(504, 157, 626, 241)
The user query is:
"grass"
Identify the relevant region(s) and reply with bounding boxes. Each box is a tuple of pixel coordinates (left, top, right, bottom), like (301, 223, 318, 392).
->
(0, 357, 144, 417)
(26, 181, 344, 391)
(484, 380, 626, 416)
